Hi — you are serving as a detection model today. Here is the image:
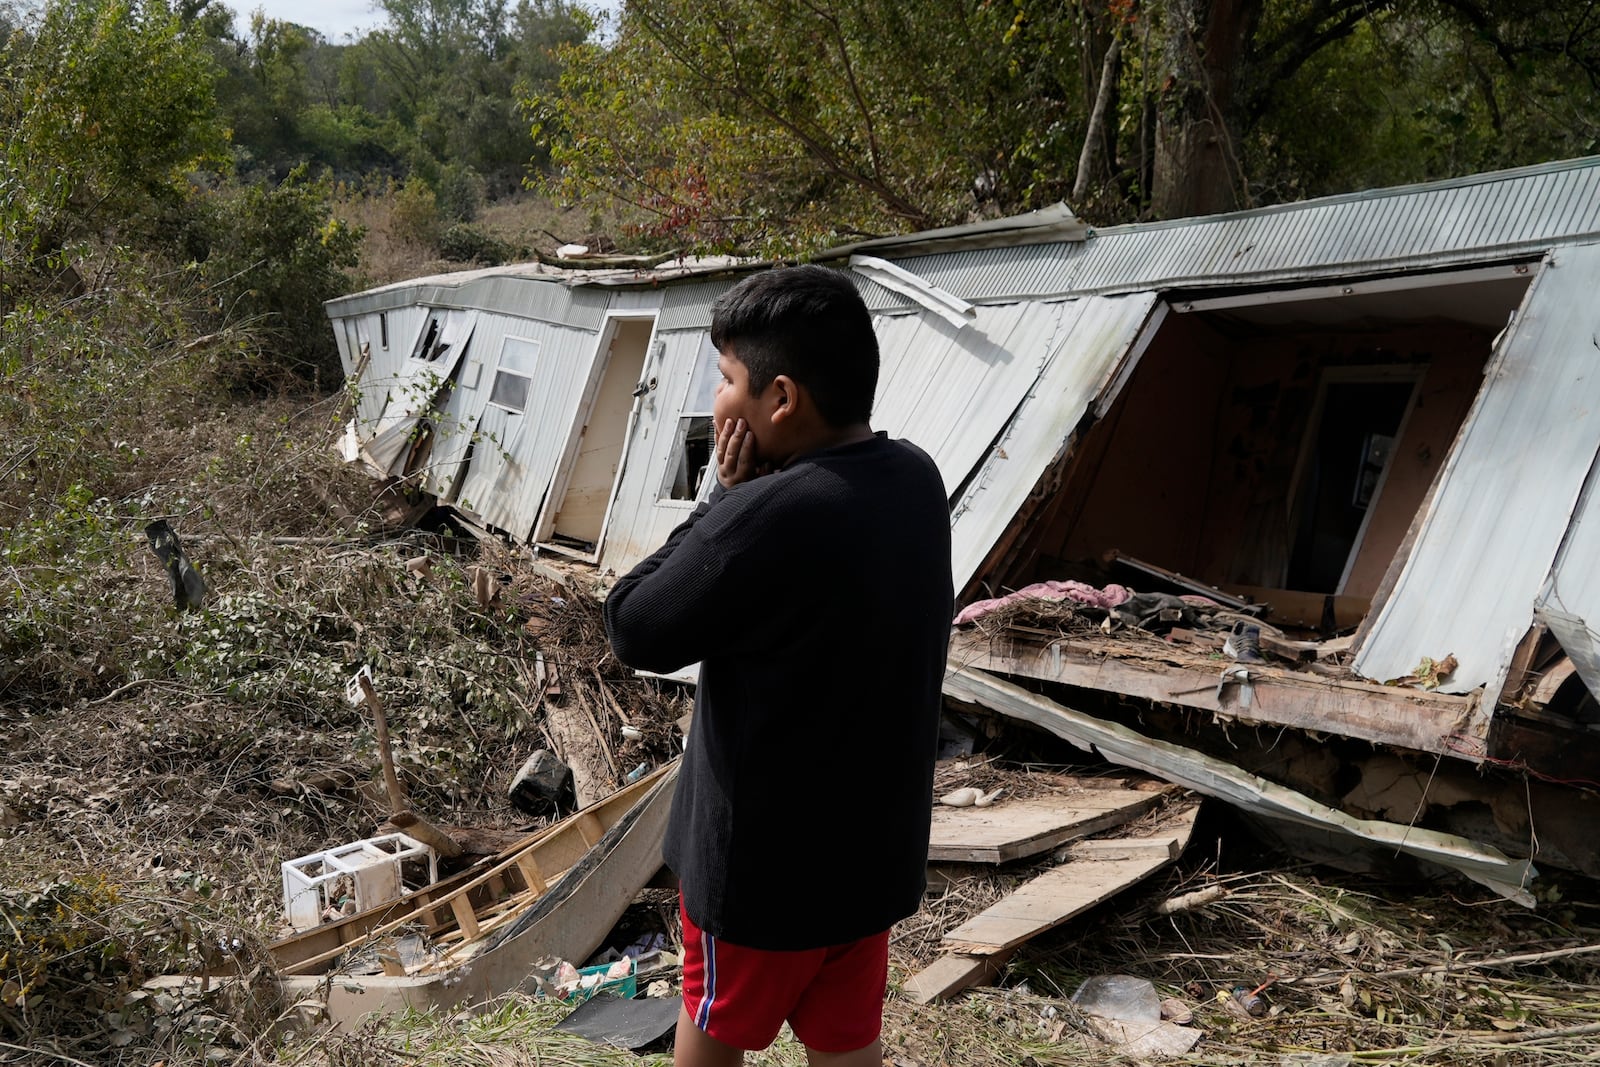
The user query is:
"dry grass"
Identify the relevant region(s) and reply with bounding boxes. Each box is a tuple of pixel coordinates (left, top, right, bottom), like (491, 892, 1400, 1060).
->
(330, 185, 637, 289)
(290, 861, 1600, 1066)
(3, 402, 1597, 1066)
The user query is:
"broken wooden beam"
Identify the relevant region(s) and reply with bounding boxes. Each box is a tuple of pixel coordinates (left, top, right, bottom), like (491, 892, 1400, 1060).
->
(356, 672, 462, 859)
(928, 789, 1167, 864)
(942, 662, 1535, 904)
(902, 949, 1014, 1005)
(948, 628, 1480, 758)
(939, 803, 1199, 956)
(906, 802, 1199, 1004)
(1530, 657, 1577, 705)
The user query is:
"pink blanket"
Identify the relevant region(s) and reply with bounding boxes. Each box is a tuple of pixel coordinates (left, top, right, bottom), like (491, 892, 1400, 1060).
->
(954, 580, 1132, 626)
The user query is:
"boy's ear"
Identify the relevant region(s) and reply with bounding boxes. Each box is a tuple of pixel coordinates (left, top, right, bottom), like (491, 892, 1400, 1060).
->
(768, 374, 801, 425)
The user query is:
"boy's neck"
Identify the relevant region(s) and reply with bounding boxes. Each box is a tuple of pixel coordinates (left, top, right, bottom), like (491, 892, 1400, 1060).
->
(777, 422, 876, 468)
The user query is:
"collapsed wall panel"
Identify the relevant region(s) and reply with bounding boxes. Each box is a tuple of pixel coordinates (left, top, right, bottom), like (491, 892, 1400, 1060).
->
(1535, 443, 1600, 704)
(1354, 242, 1600, 709)
(870, 301, 1060, 493)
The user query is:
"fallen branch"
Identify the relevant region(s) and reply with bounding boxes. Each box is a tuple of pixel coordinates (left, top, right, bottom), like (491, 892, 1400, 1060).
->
(1155, 885, 1228, 914)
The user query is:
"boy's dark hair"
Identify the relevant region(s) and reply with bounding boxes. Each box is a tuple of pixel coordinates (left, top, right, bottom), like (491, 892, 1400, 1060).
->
(710, 264, 879, 427)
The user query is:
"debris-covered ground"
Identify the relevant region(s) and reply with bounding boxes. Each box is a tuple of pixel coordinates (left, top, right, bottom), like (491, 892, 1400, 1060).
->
(3, 399, 1598, 1065)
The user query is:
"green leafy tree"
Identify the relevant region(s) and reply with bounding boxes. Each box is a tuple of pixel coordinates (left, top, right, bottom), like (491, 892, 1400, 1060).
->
(531, 0, 1085, 253)
(188, 167, 363, 384)
(0, 0, 228, 266)
(533, 0, 1600, 247)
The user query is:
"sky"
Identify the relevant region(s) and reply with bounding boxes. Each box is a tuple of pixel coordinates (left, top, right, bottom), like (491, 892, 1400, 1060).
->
(231, 0, 617, 42)
(230, 0, 385, 41)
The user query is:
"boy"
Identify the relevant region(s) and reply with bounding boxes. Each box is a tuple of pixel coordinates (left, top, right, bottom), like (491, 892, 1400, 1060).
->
(604, 265, 953, 1067)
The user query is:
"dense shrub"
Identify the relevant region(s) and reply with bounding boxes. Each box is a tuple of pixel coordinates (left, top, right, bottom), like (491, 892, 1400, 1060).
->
(187, 169, 363, 386)
(438, 223, 521, 264)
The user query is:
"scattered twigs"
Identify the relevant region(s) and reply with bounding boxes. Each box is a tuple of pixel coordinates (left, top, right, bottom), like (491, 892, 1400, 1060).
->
(1290, 940, 1600, 988)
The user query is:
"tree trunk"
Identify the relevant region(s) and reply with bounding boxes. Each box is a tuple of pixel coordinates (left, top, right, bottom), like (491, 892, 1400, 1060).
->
(1074, 37, 1123, 204)
(1151, 0, 1262, 219)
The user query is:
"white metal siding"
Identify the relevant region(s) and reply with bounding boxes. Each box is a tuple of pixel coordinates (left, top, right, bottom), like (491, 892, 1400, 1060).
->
(446, 319, 605, 538)
(1354, 242, 1600, 700)
(347, 307, 429, 431)
(871, 302, 1065, 494)
(948, 294, 1162, 591)
(1537, 451, 1600, 700)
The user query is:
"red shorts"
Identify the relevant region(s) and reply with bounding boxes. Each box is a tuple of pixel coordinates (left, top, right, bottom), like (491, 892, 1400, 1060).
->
(679, 895, 889, 1052)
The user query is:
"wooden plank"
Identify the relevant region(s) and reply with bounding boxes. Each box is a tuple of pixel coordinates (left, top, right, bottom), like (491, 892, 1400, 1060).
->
(928, 790, 1164, 863)
(941, 804, 1199, 955)
(948, 629, 1482, 757)
(902, 950, 1014, 1005)
(515, 854, 548, 894)
(449, 894, 481, 941)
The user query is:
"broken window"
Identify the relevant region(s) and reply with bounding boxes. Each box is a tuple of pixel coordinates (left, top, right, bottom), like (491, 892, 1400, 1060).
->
(488, 336, 540, 413)
(410, 316, 449, 362)
(660, 336, 720, 501)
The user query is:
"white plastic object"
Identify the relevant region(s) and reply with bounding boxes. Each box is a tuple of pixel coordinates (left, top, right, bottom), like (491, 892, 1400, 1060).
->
(345, 664, 374, 705)
(281, 832, 437, 931)
(1071, 974, 1162, 1023)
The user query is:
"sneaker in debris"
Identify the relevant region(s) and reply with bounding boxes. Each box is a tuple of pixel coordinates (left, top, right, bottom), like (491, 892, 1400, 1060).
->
(1224, 621, 1265, 663)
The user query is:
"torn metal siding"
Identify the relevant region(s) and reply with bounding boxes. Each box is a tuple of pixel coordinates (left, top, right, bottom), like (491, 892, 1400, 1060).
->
(1353, 242, 1600, 711)
(949, 294, 1162, 591)
(1535, 444, 1600, 702)
(451, 319, 606, 538)
(340, 307, 429, 429)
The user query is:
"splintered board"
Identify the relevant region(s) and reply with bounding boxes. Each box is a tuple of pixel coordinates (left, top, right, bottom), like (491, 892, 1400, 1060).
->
(927, 787, 1168, 863)
(941, 802, 1200, 955)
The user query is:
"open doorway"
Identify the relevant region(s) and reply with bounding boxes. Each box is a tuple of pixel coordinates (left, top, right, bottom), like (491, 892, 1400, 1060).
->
(536, 315, 655, 558)
(1286, 371, 1420, 593)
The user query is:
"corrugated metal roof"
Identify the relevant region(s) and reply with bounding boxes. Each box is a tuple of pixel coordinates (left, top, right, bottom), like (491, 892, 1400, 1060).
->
(326, 157, 1600, 326)
(862, 156, 1600, 304)
(1353, 240, 1600, 712)
(1069, 156, 1600, 296)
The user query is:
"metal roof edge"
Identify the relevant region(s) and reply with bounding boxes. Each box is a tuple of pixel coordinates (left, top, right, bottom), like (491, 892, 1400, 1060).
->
(1092, 155, 1600, 238)
(814, 203, 1089, 261)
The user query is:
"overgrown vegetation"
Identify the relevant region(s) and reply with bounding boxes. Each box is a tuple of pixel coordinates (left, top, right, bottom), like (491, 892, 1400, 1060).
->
(4, 0, 1600, 1063)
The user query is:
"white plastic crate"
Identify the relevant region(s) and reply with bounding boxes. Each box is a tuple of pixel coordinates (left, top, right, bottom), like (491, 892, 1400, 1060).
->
(281, 833, 438, 931)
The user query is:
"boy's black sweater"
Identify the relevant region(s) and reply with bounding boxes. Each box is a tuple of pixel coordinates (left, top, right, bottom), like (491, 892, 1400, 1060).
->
(604, 432, 953, 951)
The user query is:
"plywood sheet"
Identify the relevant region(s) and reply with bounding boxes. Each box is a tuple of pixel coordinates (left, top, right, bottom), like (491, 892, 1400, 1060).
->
(941, 803, 1199, 955)
(928, 789, 1165, 863)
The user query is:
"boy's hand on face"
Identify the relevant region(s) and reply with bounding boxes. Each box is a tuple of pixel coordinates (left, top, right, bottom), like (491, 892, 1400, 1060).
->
(715, 417, 771, 488)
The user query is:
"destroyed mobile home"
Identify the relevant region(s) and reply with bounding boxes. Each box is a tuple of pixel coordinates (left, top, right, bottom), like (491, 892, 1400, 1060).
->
(286, 156, 1600, 1024)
